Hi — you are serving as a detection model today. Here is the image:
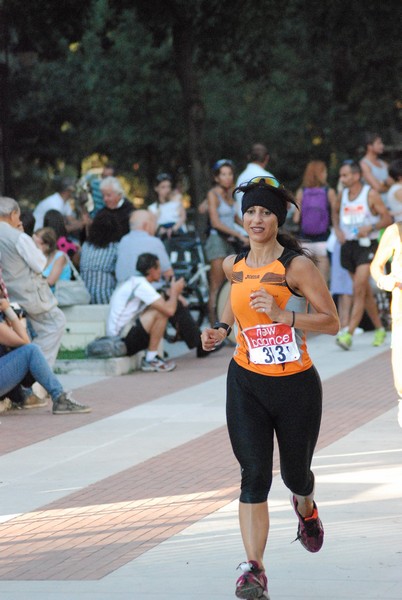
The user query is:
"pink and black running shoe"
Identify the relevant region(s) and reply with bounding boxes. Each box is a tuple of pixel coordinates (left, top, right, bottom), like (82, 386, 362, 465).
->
(291, 495, 324, 553)
(235, 560, 269, 599)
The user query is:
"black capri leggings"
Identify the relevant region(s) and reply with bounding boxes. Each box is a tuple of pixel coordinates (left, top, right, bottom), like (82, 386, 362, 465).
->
(226, 359, 322, 504)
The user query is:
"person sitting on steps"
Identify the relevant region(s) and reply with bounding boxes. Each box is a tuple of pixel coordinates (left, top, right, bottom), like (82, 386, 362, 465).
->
(107, 253, 185, 373)
(0, 296, 91, 415)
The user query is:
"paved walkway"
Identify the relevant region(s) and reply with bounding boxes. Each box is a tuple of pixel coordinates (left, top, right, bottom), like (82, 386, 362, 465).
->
(0, 332, 401, 599)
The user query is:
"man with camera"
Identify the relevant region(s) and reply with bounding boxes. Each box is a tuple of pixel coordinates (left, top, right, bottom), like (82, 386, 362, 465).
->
(107, 253, 184, 372)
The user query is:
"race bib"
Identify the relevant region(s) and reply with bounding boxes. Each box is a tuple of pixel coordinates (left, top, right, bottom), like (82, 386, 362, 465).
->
(242, 323, 300, 365)
(342, 204, 365, 226)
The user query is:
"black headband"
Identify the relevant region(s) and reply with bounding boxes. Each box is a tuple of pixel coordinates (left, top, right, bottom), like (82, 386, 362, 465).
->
(241, 187, 288, 226)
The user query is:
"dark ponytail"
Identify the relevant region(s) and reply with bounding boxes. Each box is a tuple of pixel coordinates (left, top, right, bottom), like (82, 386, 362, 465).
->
(277, 231, 317, 264)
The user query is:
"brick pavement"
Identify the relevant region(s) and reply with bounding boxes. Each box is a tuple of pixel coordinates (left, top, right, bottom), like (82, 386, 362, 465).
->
(0, 348, 232, 456)
(0, 347, 394, 581)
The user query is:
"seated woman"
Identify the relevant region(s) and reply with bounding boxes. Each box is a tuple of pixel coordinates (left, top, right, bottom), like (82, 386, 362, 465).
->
(43, 208, 80, 266)
(33, 227, 72, 292)
(0, 297, 90, 414)
(148, 173, 187, 239)
(79, 209, 121, 304)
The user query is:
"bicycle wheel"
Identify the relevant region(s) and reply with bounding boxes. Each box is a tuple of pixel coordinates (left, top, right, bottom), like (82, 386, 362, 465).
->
(216, 280, 236, 344)
(184, 284, 206, 328)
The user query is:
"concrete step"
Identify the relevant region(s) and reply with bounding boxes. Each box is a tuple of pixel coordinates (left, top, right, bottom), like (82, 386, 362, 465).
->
(54, 353, 143, 376)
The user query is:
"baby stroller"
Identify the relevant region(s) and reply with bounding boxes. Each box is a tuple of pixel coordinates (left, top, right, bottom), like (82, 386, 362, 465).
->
(163, 233, 210, 331)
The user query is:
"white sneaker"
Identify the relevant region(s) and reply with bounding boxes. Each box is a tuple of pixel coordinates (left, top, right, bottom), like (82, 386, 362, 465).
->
(398, 400, 402, 429)
(141, 355, 176, 373)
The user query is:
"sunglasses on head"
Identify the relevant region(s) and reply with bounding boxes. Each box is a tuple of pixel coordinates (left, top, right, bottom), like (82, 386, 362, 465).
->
(212, 159, 235, 171)
(237, 175, 281, 191)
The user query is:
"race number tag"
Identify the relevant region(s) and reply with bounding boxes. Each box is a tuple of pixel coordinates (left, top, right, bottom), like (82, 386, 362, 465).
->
(242, 323, 300, 365)
(343, 204, 365, 226)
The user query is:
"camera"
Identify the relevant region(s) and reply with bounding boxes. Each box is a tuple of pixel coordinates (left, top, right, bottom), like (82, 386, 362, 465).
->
(9, 303, 26, 318)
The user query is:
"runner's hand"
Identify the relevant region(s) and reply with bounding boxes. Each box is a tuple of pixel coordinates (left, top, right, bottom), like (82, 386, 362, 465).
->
(250, 288, 283, 322)
(201, 327, 225, 351)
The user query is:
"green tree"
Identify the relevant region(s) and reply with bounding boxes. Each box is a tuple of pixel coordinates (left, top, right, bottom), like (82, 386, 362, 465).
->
(3, 0, 401, 204)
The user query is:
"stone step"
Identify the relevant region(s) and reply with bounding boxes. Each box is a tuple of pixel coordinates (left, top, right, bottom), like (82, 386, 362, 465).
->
(54, 353, 143, 376)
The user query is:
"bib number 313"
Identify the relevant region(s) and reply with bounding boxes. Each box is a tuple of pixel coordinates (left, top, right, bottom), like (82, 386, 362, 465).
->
(242, 323, 300, 365)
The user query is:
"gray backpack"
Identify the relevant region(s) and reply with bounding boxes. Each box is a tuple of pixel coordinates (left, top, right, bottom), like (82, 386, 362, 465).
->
(86, 336, 127, 358)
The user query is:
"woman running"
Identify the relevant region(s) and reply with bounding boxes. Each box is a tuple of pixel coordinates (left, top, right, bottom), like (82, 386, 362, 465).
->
(201, 176, 339, 600)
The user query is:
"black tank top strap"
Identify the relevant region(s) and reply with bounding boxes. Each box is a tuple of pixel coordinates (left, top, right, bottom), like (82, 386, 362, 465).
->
(278, 248, 303, 297)
(234, 249, 250, 265)
(277, 247, 301, 270)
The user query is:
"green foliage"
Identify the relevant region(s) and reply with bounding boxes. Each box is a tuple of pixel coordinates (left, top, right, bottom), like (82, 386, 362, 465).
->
(3, 0, 402, 201)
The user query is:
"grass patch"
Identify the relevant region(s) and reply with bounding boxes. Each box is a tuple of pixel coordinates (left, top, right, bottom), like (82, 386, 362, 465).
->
(57, 348, 87, 360)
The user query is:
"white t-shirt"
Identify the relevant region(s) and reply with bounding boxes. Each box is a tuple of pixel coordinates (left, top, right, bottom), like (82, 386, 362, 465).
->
(107, 276, 161, 337)
(148, 199, 182, 227)
(33, 193, 74, 230)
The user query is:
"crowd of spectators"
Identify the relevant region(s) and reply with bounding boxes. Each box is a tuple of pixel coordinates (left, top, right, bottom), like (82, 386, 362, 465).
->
(1, 134, 401, 415)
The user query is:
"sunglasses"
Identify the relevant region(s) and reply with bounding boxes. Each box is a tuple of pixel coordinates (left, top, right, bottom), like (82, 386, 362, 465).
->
(212, 159, 235, 171)
(249, 176, 280, 187)
(238, 175, 281, 191)
(341, 159, 358, 167)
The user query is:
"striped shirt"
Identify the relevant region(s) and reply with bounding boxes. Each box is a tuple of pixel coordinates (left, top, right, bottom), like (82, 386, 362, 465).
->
(79, 242, 119, 304)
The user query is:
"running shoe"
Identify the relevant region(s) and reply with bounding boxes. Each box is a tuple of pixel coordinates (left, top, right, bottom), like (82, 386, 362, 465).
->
(372, 327, 386, 347)
(235, 560, 269, 599)
(140, 355, 176, 373)
(398, 399, 402, 429)
(336, 330, 352, 350)
(291, 495, 324, 553)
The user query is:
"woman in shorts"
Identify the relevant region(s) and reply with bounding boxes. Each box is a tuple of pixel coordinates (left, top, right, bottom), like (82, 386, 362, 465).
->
(204, 159, 248, 325)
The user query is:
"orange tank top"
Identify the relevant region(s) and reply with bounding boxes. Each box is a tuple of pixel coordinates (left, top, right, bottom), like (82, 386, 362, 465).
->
(231, 249, 313, 376)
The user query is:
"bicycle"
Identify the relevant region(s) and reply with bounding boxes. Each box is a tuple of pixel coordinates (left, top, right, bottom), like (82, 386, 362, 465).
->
(163, 233, 210, 341)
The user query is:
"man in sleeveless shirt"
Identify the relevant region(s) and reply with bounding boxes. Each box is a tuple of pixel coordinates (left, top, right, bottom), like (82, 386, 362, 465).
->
(332, 161, 392, 350)
(360, 132, 393, 208)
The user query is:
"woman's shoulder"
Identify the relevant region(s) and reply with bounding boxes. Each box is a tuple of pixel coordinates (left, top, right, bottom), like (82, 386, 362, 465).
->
(222, 253, 237, 277)
(285, 252, 315, 274)
(208, 185, 222, 198)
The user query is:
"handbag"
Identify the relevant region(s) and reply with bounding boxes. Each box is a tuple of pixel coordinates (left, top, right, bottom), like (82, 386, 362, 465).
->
(86, 336, 127, 358)
(54, 256, 91, 307)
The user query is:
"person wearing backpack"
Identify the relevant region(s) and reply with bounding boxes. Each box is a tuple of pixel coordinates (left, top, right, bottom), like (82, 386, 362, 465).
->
(293, 161, 337, 283)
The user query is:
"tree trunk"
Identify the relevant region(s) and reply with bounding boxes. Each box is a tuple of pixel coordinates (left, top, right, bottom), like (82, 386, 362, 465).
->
(0, 9, 12, 196)
(172, 21, 209, 233)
